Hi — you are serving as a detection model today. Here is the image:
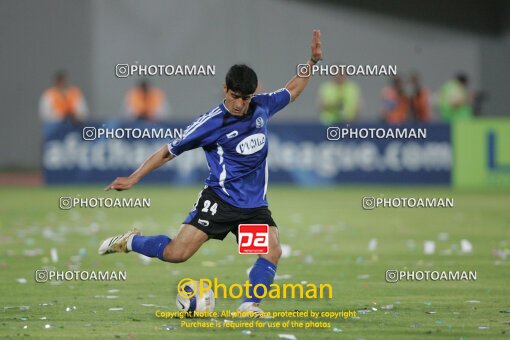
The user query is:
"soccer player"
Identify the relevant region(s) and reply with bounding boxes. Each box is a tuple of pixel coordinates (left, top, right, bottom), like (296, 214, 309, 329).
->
(99, 30, 322, 315)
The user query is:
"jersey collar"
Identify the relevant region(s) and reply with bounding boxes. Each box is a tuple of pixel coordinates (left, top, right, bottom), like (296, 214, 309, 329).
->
(220, 100, 254, 120)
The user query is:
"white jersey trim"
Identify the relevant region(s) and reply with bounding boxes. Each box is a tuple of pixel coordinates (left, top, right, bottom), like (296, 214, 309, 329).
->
(217, 144, 230, 196)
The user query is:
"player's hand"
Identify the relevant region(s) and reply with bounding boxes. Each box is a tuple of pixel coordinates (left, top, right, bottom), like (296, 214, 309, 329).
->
(105, 177, 137, 191)
(311, 29, 322, 62)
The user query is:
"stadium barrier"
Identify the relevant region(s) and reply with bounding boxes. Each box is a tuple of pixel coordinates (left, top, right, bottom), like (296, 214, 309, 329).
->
(42, 121, 451, 185)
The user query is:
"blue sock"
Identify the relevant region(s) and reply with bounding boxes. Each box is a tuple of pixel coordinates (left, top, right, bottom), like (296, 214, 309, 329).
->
(131, 235, 171, 261)
(244, 258, 277, 303)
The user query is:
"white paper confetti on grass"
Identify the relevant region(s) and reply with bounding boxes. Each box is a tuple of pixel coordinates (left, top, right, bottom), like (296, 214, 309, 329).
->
(138, 254, 152, 265)
(460, 239, 473, 253)
(424, 241, 435, 255)
(280, 244, 292, 258)
(368, 238, 378, 251)
(16, 278, 27, 284)
(274, 274, 292, 280)
(278, 334, 297, 340)
(38, 303, 53, 307)
(50, 248, 58, 263)
(4, 306, 30, 311)
(108, 308, 123, 311)
(492, 248, 507, 260)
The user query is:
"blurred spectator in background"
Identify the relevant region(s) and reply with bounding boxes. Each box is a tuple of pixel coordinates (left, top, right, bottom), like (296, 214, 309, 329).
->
(318, 73, 360, 125)
(39, 71, 88, 124)
(409, 73, 430, 122)
(381, 76, 408, 124)
(125, 80, 170, 122)
(438, 73, 473, 121)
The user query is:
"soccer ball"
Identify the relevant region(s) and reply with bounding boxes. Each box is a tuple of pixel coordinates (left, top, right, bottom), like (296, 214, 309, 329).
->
(176, 280, 215, 313)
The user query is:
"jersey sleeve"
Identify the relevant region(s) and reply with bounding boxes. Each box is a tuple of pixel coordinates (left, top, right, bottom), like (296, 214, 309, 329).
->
(256, 88, 292, 118)
(168, 110, 221, 156)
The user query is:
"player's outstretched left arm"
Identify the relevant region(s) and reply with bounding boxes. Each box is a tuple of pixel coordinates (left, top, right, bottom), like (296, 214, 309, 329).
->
(285, 29, 322, 102)
(105, 145, 174, 191)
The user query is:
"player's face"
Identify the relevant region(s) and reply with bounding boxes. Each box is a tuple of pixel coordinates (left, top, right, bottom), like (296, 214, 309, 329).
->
(224, 86, 254, 116)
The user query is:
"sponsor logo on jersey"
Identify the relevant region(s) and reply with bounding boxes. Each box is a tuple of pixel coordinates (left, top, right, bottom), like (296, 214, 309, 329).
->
(226, 130, 238, 139)
(256, 117, 264, 128)
(236, 133, 266, 155)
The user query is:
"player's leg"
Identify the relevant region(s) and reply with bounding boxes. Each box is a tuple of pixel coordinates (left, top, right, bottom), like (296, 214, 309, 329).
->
(160, 224, 209, 263)
(98, 224, 208, 263)
(260, 226, 282, 265)
(99, 187, 212, 261)
(239, 226, 281, 314)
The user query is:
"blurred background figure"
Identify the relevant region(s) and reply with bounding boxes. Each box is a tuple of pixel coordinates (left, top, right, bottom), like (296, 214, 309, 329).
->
(39, 71, 89, 124)
(125, 80, 170, 122)
(318, 73, 360, 125)
(438, 73, 473, 121)
(409, 73, 430, 123)
(381, 76, 408, 124)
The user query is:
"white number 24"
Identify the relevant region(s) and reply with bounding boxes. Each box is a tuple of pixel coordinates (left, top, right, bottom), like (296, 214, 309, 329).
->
(201, 200, 218, 215)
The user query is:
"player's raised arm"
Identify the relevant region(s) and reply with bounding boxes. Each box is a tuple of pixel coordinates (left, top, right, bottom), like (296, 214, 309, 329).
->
(285, 29, 322, 102)
(105, 145, 174, 191)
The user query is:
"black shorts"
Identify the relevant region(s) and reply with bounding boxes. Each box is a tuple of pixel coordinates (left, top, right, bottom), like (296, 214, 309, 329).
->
(183, 187, 277, 241)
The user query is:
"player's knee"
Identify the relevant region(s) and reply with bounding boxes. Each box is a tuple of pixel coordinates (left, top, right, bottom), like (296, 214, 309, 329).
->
(273, 244, 282, 260)
(264, 244, 282, 264)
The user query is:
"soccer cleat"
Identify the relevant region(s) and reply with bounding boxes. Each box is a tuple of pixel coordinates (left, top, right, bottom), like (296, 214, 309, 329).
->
(237, 302, 272, 319)
(98, 228, 141, 255)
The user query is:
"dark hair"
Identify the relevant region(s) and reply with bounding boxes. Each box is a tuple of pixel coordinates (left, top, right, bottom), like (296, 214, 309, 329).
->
(456, 73, 468, 85)
(225, 64, 258, 96)
(54, 70, 67, 83)
(138, 79, 149, 91)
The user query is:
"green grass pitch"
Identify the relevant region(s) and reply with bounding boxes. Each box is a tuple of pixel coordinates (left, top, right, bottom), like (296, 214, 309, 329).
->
(1, 186, 509, 339)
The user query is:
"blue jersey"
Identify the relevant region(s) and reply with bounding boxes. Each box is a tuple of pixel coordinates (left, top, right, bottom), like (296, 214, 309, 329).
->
(168, 88, 291, 208)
